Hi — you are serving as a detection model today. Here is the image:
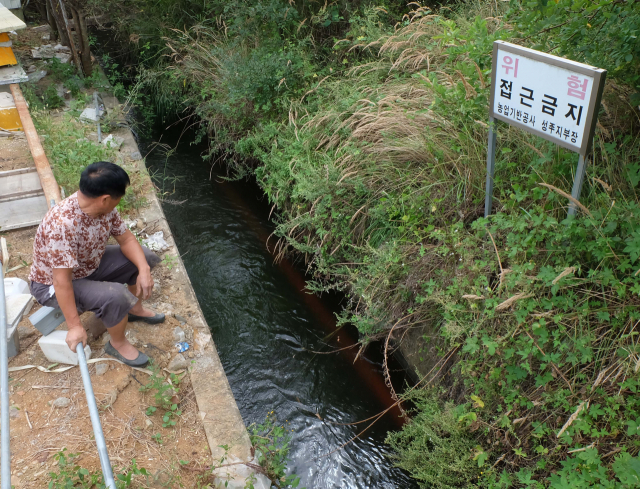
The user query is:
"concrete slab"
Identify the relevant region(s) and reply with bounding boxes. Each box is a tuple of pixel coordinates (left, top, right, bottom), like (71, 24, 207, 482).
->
(0, 64, 27, 85)
(0, 6, 25, 32)
(6, 293, 31, 329)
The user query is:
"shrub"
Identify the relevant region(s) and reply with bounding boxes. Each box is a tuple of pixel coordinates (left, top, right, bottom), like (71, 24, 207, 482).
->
(386, 392, 480, 489)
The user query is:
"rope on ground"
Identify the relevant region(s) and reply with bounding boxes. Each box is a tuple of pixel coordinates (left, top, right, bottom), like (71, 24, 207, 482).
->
(9, 358, 153, 375)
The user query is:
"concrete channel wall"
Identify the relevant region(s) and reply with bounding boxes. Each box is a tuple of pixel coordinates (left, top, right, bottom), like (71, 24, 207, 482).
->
(103, 93, 271, 489)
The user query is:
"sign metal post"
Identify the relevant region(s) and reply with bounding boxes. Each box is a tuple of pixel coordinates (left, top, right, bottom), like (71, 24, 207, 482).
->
(484, 117, 497, 217)
(484, 41, 606, 218)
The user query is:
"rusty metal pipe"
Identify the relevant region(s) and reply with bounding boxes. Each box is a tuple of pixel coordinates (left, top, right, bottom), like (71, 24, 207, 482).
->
(9, 84, 62, 208)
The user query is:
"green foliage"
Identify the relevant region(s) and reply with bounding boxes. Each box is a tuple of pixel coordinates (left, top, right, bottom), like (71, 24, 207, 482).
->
(41, 85, 64, 109)
(386, 392, 480, 489)
(509, 0, 640, 100)
(47, 57, 77, 83)
(33, 112, 145, 213)
(48, 449, 149, 488)
(34, 113, 115, 192)
(139, 363, 183, 426)
(249, 413, 303, 488)
(161, 253, 177, 270)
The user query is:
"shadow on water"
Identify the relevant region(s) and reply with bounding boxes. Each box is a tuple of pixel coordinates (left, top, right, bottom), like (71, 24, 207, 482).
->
(140, 131, 419, 489)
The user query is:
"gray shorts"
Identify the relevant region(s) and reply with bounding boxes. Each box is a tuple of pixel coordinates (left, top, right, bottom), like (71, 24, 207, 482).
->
(30, 245, 161, 328)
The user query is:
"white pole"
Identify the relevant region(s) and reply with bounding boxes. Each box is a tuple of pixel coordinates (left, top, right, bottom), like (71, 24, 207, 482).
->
(76, 347, 116, 488)
(484, 117, 498, 218)
(568, 153, 588, 217)
(0, 267, 10, 489)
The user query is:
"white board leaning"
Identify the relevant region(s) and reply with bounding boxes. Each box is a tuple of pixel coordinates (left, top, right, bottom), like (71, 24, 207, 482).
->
(485, 41, 607, 218)
(489, 41, 606, 157)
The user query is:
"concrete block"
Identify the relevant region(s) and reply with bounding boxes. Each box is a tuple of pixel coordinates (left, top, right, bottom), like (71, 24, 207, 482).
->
(38, 330, 91, 366)
(29, 306, 65, 336)
(7, 322, 18, 358)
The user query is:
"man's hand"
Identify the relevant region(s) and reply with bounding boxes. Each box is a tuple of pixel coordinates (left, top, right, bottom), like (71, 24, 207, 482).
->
(66, 325, 87, 353)
(53, 268, 86, 353)
(136, 268, 154, 300)
(115, 230, 154, 300)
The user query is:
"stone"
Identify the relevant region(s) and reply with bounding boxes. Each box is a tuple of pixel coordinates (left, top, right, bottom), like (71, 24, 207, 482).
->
(130, 151, 142, 160)
(54, 52, 71, 64)
(84, 313, 107, 339)
(95, 363, 109, 376)
(136, 219, 145, 230)
(173, 314, 187, 325)
(53, 44, 70, 52)
(144, 418, 153, 428)
(97, 332, 111, 346)
(167, 353, 188, 372)
(27, 70, 47, 83)
(103, 388, 118, 407)
(125, 330, 139, 346)
(195, 332, 210, 351)
(9, 406, 20, 418)
(17, 325, 35, 340)
(172, 326, 185, 342)
(26, 64, 36, 73)
(52, 397, 70, 409)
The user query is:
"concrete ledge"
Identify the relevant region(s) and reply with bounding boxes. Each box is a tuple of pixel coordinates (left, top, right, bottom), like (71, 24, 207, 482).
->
(104, 94, 269, 487)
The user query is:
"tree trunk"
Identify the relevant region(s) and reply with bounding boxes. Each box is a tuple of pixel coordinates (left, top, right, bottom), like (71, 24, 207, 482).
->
(43, 0, 59, 42)
(35, 0, 58, 41)
(46, 0, 68, 46)
(71, 6, 92, 76)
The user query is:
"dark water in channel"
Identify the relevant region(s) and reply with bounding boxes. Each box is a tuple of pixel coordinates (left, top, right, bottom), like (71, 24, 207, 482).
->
(141, 135, 418, 489)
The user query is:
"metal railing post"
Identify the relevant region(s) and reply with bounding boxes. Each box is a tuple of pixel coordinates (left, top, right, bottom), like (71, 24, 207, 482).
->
(0, 267, 10, 489)
(76, 347, 116, 488)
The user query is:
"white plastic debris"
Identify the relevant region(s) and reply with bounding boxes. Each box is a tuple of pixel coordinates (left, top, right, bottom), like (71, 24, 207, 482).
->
(79, 106, 104, 122)
(101, 134, 125, 149)
(143, 231, 169, 252)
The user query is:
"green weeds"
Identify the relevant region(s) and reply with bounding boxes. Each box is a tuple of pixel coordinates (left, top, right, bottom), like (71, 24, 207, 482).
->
(140, 363, 182, 409)
(139, 363, 183, 427)
(249, 413, 303, 489)
(161, 254, 176, 270)
(48, 449, 149, 488)
(33, 112, 146, 214)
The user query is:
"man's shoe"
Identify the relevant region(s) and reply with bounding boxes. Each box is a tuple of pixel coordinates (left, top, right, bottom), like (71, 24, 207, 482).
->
(128, 312, 165, 324)
(104, 341, 150, 367)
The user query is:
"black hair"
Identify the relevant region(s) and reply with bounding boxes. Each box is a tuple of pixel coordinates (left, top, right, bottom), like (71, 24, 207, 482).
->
(79, 161, 130, 198)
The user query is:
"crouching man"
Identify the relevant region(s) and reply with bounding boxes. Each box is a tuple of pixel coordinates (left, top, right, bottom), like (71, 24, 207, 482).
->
(28, 161, 165, 367)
